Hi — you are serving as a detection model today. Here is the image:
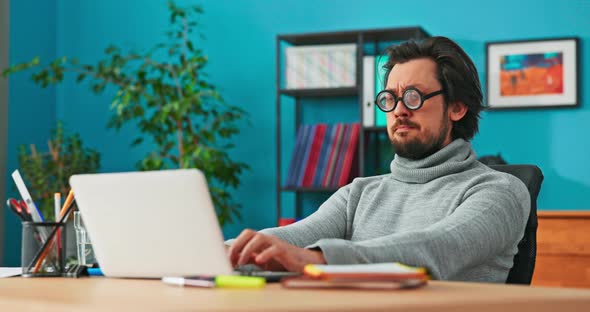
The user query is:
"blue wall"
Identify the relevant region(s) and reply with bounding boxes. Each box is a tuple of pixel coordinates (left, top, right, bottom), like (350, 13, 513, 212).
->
(3, 0, 57, 266)
(4, 0, 590, 265)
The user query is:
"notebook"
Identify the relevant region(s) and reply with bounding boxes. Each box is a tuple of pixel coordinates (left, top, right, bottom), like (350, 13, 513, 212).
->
(282, 263, 428, 290)
(70, 169, 298, 280)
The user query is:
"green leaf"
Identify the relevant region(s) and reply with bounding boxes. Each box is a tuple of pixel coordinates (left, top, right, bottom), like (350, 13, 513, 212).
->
(130, 137, 144, 146)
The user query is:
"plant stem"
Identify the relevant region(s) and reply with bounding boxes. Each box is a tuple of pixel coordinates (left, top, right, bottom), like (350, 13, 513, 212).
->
(176, 118, 184, 166)
(142, 57, 184, 100)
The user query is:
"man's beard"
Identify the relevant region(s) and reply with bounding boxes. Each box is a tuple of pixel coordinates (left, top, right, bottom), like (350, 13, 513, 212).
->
(390, 116, 450, 160)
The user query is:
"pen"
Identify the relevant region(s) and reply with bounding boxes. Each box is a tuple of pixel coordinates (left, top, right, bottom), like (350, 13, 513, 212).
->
(12, 170, 45, 223)
(54, 193, 62, 252)
(162, 275, 266, 289)
(54, 193, 61, 222)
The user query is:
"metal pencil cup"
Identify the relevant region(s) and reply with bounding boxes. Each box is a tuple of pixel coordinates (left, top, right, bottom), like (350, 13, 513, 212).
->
(21, 222, 66, 277)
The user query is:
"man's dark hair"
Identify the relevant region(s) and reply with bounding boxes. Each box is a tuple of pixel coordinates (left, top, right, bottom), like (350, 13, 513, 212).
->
(382, 36, 484, 141)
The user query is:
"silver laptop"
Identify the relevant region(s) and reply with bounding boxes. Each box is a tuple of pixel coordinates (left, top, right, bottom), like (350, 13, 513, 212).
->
(70, 169, 233, 278)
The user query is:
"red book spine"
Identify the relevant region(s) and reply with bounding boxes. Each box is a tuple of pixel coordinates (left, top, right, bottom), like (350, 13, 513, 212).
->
(337, 123, 360, 186)
(302, 124, 327, 187)
(322, 123, 342, 187)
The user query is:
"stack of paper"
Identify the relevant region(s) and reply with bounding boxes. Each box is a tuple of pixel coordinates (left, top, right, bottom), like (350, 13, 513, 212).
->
(282, 263, 428, 290)
(0, 267, 22, 278)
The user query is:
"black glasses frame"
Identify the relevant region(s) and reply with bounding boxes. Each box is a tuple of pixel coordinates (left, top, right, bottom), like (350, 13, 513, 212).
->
(375, 87, 444, 112)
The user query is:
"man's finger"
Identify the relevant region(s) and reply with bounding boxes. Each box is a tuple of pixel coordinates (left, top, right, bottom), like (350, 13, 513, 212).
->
(238, 234, 272, 266)
(228, 229, 257, 266)
(254, 244, 281, 265)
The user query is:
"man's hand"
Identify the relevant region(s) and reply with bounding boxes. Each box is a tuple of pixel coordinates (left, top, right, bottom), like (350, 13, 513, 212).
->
(227, 229, 326, 272)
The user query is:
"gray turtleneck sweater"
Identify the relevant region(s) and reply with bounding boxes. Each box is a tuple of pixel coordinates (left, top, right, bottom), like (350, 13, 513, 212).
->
(259, 139, 530, 283)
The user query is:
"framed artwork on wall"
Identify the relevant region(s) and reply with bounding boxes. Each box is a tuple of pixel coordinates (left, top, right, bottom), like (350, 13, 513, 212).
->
(485, 37, 579, 110)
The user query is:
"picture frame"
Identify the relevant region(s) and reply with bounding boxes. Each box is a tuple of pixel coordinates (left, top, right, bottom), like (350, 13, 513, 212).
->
(485, 37, 579, 110)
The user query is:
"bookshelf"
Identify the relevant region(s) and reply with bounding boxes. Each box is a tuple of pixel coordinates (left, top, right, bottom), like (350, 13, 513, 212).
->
(275, 27, 430, 225)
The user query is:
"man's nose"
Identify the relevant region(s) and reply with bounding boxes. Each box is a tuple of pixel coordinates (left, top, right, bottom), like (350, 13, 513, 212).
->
(393, 100, 411, 118)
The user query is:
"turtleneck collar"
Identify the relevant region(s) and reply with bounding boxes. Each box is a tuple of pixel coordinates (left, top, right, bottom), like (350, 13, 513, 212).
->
(389, 139, 477, 184)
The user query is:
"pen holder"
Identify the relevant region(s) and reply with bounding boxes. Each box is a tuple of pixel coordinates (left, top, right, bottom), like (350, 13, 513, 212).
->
(21, 222, 66, 277)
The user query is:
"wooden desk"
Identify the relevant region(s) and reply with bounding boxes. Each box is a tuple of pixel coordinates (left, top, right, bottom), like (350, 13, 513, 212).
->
(1, 278, 590, 311)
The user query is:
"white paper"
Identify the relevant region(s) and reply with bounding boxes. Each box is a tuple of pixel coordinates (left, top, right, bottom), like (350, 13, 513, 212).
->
(0, 267, 22, 278)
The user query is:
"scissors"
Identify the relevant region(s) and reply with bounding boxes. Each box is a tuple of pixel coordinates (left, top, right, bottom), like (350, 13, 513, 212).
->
(7, 198, 32, 222)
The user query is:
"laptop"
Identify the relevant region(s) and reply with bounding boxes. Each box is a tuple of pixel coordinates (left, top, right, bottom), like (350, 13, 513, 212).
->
(70, 169, 297, 280)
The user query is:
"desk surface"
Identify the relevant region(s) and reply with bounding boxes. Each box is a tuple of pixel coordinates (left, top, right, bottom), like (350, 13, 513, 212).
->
(1, 278, 590, 311)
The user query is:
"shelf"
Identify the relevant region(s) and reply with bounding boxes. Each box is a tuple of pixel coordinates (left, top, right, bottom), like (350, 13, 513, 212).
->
(279, 87, 357, 97)
(278, 26, 429, 46)
(362, 27, 430, 43)
(281, 186, 339, 193)
(363, 126, 387, 133)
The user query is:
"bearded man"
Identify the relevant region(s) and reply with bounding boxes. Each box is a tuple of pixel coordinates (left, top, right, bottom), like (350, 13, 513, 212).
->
(227, 37, 529, 283)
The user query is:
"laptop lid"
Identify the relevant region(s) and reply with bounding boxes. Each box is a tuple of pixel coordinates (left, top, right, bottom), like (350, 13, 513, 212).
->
(70, 169, 233, 278)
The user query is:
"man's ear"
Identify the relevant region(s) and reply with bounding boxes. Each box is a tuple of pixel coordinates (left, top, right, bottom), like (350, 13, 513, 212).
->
(448, 102, 467, 122)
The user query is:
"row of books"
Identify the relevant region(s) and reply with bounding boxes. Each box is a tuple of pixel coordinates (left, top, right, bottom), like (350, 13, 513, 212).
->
(286, 123, 360, 188)
(285, 44, 357, 89)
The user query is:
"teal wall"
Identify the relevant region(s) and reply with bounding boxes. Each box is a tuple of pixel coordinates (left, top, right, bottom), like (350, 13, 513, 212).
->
(3, 0, 57, 266)
(3, 0, 590, 265)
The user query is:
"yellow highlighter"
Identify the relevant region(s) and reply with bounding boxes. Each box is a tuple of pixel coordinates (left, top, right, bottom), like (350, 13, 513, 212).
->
(215, 275, 266, 289)
(163, 275, 266, 289)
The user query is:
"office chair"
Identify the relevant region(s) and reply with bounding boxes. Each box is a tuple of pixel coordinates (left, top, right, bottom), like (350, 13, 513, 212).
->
(488, 165, 544, 285)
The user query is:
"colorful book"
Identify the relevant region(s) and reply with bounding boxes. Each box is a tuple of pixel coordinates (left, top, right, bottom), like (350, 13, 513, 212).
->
(296, 125, 316, 187)
(286, 125, 307, 187)
(337, 123, 360, 186)
(313, 124, 335, 187)
(322, 123, 344, 187)
(330, 123, 351, 187)
(302, 124, 327, 187)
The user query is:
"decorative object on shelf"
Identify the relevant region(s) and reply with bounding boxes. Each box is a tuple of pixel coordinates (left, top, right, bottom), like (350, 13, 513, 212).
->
(3, 1, 249, 226)
(486, 37, 579, 110)
(285, 44, 356, 89)
(17, 122, 100, 221)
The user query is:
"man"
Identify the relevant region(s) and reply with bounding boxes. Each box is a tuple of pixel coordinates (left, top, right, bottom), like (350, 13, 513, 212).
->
(228, 37, 530, 283)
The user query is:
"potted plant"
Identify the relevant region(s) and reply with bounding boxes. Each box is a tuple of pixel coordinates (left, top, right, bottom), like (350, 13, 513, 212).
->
(18, 122, 100, 221)
(3, 1, 249, 225)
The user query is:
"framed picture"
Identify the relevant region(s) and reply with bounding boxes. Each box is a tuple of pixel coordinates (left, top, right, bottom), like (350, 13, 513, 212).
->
(486, 37, 579, 110)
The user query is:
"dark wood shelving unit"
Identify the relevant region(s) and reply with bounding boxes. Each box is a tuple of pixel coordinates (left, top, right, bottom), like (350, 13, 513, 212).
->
(279, 87, 357, 97)
(276, 27, 430, 225)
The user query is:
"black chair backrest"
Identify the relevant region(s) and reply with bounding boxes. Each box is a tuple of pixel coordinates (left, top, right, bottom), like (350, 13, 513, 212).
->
(488, 165, 544, 285)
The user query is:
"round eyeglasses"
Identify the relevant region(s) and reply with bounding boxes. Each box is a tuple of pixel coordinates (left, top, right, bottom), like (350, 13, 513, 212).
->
(375, 87, 444, 112)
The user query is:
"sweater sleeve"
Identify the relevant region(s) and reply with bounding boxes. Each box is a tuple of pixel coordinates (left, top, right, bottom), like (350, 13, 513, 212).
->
(255, 185, 351, 248)
(307, 178, 530, 280)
